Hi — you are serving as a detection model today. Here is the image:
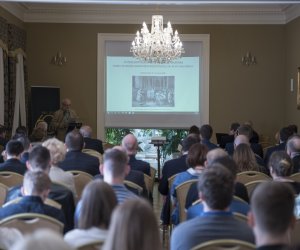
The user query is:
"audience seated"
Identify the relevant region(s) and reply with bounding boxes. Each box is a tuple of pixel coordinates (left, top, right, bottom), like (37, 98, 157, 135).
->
(0, 170, 66, 232)
(269, 151, 300, 194)
(185, 149, 249, 209)
(249, 182, 295, 249)
(200, 124, 218, 150)
(65, 180, 117, 248)
(58, 130, 100, 176)
(286, 135, 300, 173)
(42, 138, 77, 199)
(219, 122, 240, 148)
(244, 120, 260, 143)
(5, 145, 75, 232)
(15, 135, 31, 164)
(0, 140, 27, 175)
(188, 125, 200, 135)
(171, 143, 208, 225)
(186, 156, 250, 219)
(226, 125, 263, 158)
(103, 199, 162, 250)
(29, 121, 48, 143)
(158, 133, 200, 225)
(171, 165, 254, 250)
(79, 125, 104, 154)
(264, 126, 293, 165)
(122, 133, 151, 176)
(11, 229, 72, 250)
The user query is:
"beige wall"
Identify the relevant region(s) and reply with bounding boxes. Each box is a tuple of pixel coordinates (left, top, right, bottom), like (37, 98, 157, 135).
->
(285, 17, 300, 132)
(25, 22, 286, 141)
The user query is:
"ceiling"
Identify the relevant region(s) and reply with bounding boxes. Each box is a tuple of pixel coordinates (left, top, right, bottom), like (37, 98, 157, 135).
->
(1, 0, 300, 24)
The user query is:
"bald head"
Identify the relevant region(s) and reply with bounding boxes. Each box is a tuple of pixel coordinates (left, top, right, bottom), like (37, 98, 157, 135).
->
(80, 125, 92, 138)
(122, 134, 138, 155)
(206, 148, 228, 166)
(234, 135, 250, 148)
(287, 135, 300, 157)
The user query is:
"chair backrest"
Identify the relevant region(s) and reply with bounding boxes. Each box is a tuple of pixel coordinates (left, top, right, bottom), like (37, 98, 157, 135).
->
(191, 239, 256, 250)
(67, 171, 93, 201)
(124, 180, 143, 196)
(0, 183, 8, 207)
(149, 166, 157, 192)
(233, 212, 248, 223)
(77, 240, 104, 250)
(176, 179, 198, 222)
(244, 180, 269, 198)
(168, 173, 179, 191)
(3, 197, 62, 210)
(0, 171, 23, 187)
(0, 213, 64, 234)
(144, 174, 152, 197)
(82, 149, 103, 163)
(289, 173, 300, 183)
(236, 171, 271, 185)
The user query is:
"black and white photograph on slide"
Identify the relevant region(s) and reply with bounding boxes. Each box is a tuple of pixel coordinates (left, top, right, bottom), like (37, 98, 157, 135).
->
(132, 76, 175, 107)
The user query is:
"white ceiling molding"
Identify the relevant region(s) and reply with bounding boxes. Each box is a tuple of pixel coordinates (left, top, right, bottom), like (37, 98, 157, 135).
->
(0, 2, 299, 24)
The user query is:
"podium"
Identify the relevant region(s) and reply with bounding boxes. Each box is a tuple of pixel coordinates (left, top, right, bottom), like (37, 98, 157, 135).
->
(150, 137, 166, 180)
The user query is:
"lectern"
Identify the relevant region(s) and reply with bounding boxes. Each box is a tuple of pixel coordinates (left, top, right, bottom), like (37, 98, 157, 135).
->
(150, 136, 166, 180)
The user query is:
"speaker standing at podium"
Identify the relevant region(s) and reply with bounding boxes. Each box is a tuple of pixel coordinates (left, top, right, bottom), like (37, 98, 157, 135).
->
(50, 98, 79, 141)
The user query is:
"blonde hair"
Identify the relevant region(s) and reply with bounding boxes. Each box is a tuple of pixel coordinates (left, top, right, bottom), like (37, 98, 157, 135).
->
(42, 138, 66, 165)
(233, 143, 259, 172)
(103, 199, 162, 250)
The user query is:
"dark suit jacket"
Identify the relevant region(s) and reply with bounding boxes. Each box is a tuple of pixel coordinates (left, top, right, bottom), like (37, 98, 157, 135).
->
(225, 142, 263, 158)
(201, 139, 218, 151)
(0, 158, 27, 175)
(292, 154, 300, 174)
(220, 134, 234, 148)
(58, 150, 100, 176)
(0, 196, 66, 233)
(6, 182, 75, 232)
(264, 142, 286, 165)
(83, 137, 104, 154)
(158, 154, 188, 224)
(128, 155, 150, 176)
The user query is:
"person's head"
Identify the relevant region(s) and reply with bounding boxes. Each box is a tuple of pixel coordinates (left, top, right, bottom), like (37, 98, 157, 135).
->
(122, 134, 138, 155)
(10, 229, 72, 250)
(189, 125, 200, 135)
(209, 156, 238, 179)
(200, 124, 213, 140)
(22, 170, 51, 199)
(16, 136, 30, 152)
(269, 151, 293, 177)
(103, 199, 162, 250)
(236, 125, 253, 140)
(42, 138, 66, 166)
(36, 121, 48, 131)
(186, 143, 208, 168)
(65, 130, 84, 151)
(198, 164, 234, 211)
(61, 98, 71, 112)
(181, 133, 200, 152)
(5, 140, 24, 158)
(79, 125, 92, 138)
(233, 143, 257, 172)
(286, 135, 300, 157)
(27, 145, 51, 172)
(229, 122, 240, 135)
(15, 126, 28, 136)
(101, 148, 129, 183)
(234, 134, 250, 148)
(288, 124, 298, 135)
(249, 182, 295, 243)
(279, 126, 293, 143)
(79, 180, 117, 230)
(205, 148, 228, 166)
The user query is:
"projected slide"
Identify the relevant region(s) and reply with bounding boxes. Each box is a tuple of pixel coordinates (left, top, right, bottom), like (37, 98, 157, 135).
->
(106, 56, 200, 113)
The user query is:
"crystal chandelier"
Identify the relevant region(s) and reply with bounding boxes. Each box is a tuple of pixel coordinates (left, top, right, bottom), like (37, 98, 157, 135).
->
(130, 15, 184, 64)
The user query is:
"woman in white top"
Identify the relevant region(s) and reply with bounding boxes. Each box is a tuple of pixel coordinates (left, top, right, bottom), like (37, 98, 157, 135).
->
(64, 180, 117, 248)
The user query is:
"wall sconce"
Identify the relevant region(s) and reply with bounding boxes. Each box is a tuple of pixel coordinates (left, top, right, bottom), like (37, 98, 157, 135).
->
(241, 52, 257, 66)
(51, 51, 67, 66)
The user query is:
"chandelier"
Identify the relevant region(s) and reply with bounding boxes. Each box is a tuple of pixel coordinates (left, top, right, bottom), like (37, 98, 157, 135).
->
(130, 15, 184, 64)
